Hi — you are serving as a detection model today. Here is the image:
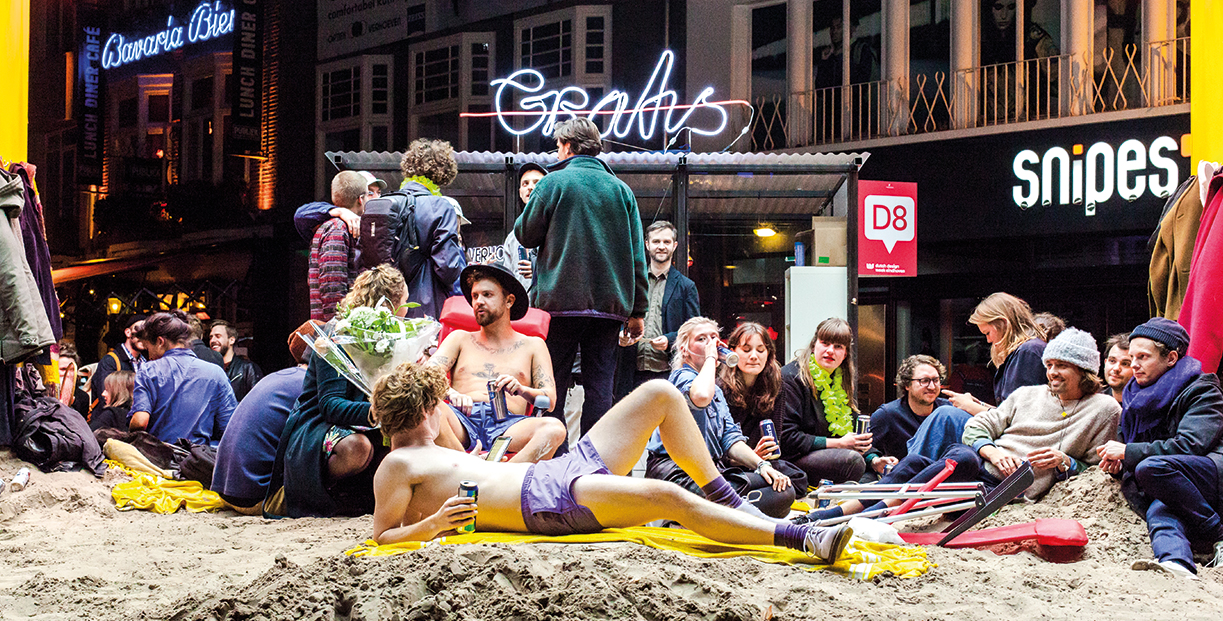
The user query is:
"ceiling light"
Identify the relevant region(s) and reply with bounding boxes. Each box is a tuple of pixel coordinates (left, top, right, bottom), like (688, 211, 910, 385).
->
(754, 226, 776, 238)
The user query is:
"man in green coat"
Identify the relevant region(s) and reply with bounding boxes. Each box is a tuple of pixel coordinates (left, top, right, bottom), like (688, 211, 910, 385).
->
(514, 118, 648, 445)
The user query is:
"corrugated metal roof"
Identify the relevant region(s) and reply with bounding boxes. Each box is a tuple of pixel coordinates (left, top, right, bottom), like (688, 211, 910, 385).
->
(324, 150, 868, 220)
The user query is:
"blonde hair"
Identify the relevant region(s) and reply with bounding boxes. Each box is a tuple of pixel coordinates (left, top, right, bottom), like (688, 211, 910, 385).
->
(331, 170, 367, 210)
(369, 363, 450, 437)
(969, 292, 1045, 367)
(793, 317, 858, 413)
(672, 317, 720, 371)
(104, 370, 135, 409)
(338, 265, 407, 312)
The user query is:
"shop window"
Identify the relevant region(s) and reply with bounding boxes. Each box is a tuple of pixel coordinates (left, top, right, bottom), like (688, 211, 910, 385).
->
(371, 125, 389, 152)
(521, 19, 572, 79)
(417, 112, 461, 147)
(911, 0, 950, 130)
(751, 3, 787, 150)
(585, 16, 605, 75)
(321, 66, 361, 122)
(119, 97, 137, 128)
(471, 42, 490, 96)
(192, 76, 213, 110)
(415, 45, 460, 104)
(466, 104, 493, 152)
(146, 131, 165, 159)
(148, 94, 170, 123)
(372, 64, 389, 114)
(324, 128, 361, 154)
(980, 0, 1061, 66)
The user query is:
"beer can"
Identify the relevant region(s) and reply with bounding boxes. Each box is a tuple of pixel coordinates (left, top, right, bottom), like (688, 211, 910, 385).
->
(457, 480, 478, 534)
(758, 420, 779, 460)
(816, 479, 833, 509)
(717, 346, 739, 368)
(855, 414, 872, 436)
(487, 381, 509, 421)
(794, 241, 806, 267)
(10, 467, 30, 492)
(518, 247, 528, 261)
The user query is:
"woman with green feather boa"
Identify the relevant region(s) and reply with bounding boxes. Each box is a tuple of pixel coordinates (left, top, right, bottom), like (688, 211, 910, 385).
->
(778, 317, 882, 484)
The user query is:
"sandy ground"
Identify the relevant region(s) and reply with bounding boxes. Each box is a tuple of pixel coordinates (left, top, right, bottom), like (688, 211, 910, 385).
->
(4, 448, 1223, 621)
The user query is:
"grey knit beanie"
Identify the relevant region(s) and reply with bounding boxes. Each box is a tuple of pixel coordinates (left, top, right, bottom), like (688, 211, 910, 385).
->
(1041, 327, 1100, 373)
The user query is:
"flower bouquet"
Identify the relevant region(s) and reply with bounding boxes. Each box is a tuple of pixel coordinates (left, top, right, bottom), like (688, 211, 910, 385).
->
(303, 299, 442, 396)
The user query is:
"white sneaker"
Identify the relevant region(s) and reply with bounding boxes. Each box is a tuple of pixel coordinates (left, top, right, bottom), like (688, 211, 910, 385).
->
(1131, 558, 1199, 580)
(804, 524, 854, 563)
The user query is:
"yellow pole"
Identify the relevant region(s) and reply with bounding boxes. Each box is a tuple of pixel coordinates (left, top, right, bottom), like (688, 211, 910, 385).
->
(0, 0, 30, 162)
(1192, 0, 1223, 169)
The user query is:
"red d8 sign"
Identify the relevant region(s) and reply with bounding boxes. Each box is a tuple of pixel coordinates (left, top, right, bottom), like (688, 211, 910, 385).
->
(858, 180, 917, 277)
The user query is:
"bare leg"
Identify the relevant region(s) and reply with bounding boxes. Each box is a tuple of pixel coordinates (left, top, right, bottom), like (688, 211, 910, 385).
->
(503, 417, 567, 463)
(582, 380, 720, 487)
(435, 408, 466, 452)
(328, 433, 373, 479)
(573, 475, 774, 545)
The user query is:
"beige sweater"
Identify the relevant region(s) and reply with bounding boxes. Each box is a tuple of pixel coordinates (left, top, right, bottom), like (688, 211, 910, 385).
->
(962, 385, 1121, 499)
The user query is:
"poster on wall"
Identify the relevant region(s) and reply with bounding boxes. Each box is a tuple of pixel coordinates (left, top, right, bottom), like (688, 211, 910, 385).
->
(229, 0, 262, 157)
(75, 0, 106, 187)
(318, 0, 415, 60)
(858, 180, 917, 277)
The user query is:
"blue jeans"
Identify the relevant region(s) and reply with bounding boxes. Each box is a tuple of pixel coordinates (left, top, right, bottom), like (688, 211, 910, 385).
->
(906, 405, 973, 461)
(545, 316, 623, 446)
(1136, 455, 1223, 574)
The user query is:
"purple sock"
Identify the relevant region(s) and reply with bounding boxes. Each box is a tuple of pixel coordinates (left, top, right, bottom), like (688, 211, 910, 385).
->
(700, 476, 744, 508)
(774, 522, 807, 551)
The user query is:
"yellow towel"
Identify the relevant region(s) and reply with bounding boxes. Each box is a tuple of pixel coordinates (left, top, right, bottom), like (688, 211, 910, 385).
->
(345, 526, 932, 579)
(103, 439, 174, 478)
(106, 460, 227, 514)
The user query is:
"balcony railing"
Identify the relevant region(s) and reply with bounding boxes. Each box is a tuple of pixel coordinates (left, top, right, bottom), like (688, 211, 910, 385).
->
(750, 38, 1190, 151)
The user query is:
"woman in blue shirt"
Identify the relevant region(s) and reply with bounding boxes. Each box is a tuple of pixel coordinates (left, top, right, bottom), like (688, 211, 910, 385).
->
(645, 317, 797, 518)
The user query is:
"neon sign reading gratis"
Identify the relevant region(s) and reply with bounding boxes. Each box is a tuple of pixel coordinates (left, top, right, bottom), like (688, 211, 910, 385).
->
(101, 2, 235, 70)
(462, 50, 749, 141)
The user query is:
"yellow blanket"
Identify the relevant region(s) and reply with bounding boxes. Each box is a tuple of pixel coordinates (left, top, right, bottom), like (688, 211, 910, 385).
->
(107, 460, 228, 514)
(345, 527, 933, 579)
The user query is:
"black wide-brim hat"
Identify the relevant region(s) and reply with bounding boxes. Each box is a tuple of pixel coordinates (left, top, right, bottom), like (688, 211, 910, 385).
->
(460, 263, 530, 321)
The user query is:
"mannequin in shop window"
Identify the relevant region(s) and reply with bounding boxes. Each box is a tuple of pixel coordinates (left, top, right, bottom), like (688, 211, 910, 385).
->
(777, 317, 879, 484)
(645, 317, 799, 518)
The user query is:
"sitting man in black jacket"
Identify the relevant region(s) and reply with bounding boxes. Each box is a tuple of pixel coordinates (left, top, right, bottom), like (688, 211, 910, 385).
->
(1098, 317, 1223, 580)
(209, 319, 264, 402)
(90, 314, 145, 415)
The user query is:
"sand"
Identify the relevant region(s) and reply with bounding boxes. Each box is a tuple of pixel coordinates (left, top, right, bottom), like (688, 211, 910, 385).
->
(4, 449, 1223, 621)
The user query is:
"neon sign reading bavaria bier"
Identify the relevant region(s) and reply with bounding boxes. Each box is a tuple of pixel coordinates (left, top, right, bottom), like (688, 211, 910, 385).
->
(101, 2, 235, 70)
(468, 50, 745, 140)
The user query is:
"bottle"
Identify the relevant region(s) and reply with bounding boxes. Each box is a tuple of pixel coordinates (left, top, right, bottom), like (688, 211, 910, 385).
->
(10, 467, 30, 492)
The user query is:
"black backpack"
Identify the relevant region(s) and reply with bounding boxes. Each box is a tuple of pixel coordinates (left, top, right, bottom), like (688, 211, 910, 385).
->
(359, 189, 428, 280)
(13, 394, 107, 476)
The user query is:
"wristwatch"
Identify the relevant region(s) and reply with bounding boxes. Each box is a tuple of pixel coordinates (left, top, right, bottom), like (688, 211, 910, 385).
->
(754, 461, 769, 474)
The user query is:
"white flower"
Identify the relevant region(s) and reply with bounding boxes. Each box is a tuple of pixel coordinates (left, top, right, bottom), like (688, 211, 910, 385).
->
(375, 338, 390, 354)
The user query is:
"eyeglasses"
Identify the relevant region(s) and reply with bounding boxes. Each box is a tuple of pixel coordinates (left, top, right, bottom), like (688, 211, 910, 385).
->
(910, 378, 941, 388)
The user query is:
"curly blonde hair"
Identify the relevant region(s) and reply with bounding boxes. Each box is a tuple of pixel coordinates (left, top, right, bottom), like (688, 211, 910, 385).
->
(370, 363, 450, 437)
(399, 138, 458, 187)
(338, 265, 406, 313)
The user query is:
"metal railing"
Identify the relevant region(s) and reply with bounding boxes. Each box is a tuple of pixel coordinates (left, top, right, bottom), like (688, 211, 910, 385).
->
(750, 38, 1190, 151)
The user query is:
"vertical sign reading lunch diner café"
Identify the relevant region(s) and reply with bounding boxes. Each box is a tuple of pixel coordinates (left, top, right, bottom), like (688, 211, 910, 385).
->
(228, 0, 262, 156)
(858, 180, 917, 277)
(76, 0, 106, 187)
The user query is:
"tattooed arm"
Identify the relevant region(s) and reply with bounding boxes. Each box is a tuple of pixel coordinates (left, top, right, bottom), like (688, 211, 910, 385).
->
(530, 337, 557, 412)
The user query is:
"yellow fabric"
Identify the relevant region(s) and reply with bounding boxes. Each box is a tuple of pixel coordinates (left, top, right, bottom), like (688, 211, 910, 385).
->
(106, 460, 227, 514)
(345, 527, 932, 580)
(103, 439, 174, 478)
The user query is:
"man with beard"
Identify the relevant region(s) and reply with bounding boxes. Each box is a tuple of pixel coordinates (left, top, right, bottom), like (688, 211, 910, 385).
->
(90, 315, 146, 414)
(1101, 333, 1134, 404)
(867, 355, 954, 464)
(428, 263, 567, 463)
(798, 328, 1120, 523)
(210, 320, 263, 402)
(614, 220, 700, 400)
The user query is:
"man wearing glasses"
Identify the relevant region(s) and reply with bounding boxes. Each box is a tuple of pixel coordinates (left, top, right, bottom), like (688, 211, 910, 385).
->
(867, 355, 954, 466)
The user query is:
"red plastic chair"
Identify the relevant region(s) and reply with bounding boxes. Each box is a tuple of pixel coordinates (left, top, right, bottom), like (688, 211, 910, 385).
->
(438, 295, 551, 341)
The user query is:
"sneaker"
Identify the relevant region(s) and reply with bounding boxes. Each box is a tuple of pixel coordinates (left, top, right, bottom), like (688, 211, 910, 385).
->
(1131, 558, 1199, 581)
(804, 524, 854, 563)
(1211, 541, 1223, 568)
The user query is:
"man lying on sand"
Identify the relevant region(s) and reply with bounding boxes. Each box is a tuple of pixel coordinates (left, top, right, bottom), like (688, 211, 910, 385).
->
(367, 363, 854, 563)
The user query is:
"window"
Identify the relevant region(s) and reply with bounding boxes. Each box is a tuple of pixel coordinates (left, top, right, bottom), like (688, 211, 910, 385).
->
(585, 16, 605, 75)
(471, 42, 490, 96)
(192, 76, 214, 110)
(322, 66, 361, 121)
(521, 19, 572, 78)
(372, 64, 389, 114)
(148, 94, 170, 123)
(415, 45, 459, 104)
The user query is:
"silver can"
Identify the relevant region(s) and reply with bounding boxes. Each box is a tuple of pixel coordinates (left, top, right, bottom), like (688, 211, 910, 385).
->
(487, 381, 509, 421)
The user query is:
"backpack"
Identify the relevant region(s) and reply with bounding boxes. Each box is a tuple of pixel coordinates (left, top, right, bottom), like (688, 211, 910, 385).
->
(13, 394, 107, 476)
(359, 190, 427, 281)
